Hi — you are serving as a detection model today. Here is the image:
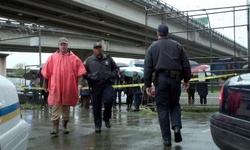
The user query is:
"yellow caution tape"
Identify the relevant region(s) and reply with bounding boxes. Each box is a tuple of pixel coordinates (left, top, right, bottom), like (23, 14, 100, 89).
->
(189, 73, 237, 81)
(112, 84, 143, 88)
(16, 73, 237, 90)
(18, 87, 45, 90)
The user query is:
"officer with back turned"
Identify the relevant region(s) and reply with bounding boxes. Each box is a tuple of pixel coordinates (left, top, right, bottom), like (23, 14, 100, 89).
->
(84, 42, 118, 133)
(144, 24, 191, 147)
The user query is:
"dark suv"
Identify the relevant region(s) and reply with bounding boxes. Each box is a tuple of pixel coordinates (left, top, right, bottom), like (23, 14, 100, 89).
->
(210, 73, 250, 150)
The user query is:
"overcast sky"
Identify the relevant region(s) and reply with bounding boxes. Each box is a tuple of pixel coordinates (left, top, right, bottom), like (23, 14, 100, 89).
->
(165, 0, 246, 10)
(165, 0, 247, 45)
(3, 0, 247, 68)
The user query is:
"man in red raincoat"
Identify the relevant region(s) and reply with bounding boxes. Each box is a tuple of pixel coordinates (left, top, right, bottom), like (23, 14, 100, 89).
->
(42, 37, 86, 136)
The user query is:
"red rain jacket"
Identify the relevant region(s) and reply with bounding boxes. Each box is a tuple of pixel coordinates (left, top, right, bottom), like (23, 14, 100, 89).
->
(42, 51, 86, 106)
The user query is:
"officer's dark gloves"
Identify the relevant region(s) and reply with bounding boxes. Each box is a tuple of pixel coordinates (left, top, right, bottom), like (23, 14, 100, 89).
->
(87, 72, 99, 81)
(102, 72, 115, 81)
(87, 71, 116, 81)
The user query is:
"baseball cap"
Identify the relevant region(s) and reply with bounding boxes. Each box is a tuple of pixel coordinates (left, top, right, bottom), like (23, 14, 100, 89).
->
(157, 24, 169, 35)
(58, 37, 68, 45)
(93, 42, 102, 48)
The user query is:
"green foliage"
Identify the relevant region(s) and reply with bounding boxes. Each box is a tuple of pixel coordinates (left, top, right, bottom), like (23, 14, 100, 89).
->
(13, 63, 29, 77)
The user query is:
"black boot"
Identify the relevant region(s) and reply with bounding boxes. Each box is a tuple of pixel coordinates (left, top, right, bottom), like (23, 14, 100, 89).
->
(104, 120, 111, 128)
(95, 127, 101, 133)
(163, 139, 171, 146)
(174, 126, 182, 143)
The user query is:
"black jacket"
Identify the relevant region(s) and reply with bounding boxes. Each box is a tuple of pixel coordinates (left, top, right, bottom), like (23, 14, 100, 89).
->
(144, 37, 191, 87)
(84, 54, 118, 85)
(132, 74, 142, 94)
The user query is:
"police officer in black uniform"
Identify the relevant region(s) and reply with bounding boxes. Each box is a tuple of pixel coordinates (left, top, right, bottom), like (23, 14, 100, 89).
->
(84, 42, 118, 133)
(144, 24, 191, 146)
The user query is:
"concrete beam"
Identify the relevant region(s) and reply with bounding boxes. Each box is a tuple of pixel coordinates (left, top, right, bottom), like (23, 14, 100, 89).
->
(0, 30, 146, 60)
(69, 0, 246, 57)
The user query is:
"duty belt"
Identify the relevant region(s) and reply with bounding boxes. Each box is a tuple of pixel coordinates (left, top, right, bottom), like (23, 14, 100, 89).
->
(158, 70, 170, 76)
(158, 70, 179, 75)
(157, 70, 181, 81)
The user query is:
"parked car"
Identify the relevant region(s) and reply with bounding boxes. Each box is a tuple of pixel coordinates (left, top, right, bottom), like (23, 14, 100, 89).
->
(0, 75, 29, 150)
(210, 73, 250, 150)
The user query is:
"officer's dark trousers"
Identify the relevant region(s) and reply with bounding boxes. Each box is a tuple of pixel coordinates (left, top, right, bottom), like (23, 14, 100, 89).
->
(155, 75, 182, 140)
(91, 82, 114, 128)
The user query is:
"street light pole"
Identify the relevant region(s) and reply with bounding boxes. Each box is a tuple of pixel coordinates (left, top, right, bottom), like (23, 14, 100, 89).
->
(247, 0, 250, 70)
(203, 9, 212, 64)
(38, 26, 42, 67)
(203, 9, 213, 93)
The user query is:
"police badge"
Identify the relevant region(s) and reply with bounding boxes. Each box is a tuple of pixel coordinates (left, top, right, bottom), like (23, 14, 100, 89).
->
(105, 60, 109, 65)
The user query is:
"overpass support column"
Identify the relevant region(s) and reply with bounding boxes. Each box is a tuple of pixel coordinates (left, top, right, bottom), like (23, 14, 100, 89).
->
(0, 53, 9, 77)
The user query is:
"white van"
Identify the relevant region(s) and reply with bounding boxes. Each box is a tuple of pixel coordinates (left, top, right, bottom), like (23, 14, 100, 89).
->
(0, 75, 29, 150)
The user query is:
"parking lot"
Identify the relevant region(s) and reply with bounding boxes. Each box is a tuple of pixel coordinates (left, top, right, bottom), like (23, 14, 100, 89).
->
(23, 106, 219, 150)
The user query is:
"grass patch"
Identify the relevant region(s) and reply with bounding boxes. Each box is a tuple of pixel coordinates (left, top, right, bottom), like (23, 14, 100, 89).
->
(208, 86, 221, 93)
(139, 108, 157, 117)
(138, 106, 218, 116)
(20, 103, 41, 110)
(182, 111, 215, 115)
(182, 105, 219, 113)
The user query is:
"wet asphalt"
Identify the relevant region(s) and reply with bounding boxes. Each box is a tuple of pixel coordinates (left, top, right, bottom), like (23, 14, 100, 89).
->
(23, 105, 219, 150)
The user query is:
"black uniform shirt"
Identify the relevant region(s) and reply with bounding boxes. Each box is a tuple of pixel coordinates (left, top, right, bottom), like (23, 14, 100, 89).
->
(144, 37, 191, 87)
(85, 54, 118, 83)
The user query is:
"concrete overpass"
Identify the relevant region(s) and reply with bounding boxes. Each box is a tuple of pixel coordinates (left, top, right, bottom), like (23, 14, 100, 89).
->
(0, 0, 248, 62)
(0, 24, 145, 60)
